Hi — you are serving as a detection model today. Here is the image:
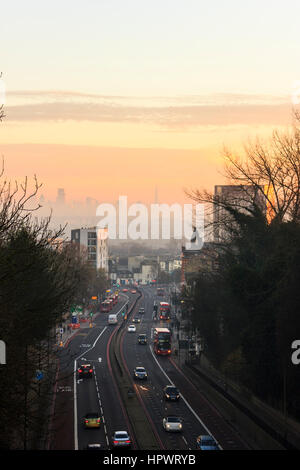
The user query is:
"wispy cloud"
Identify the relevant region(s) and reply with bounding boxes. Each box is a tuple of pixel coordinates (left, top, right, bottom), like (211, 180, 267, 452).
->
(4, 90, 294, 128)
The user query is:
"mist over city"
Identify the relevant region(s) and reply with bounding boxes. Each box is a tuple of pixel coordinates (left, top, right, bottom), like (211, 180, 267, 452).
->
(0, 0, 300, 462)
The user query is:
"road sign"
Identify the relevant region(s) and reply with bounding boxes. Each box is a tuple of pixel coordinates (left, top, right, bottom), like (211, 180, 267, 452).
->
(36, 370, 44, 381)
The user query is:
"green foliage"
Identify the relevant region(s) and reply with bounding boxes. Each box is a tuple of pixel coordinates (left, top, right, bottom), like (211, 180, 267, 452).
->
(191, 193, 300, 418)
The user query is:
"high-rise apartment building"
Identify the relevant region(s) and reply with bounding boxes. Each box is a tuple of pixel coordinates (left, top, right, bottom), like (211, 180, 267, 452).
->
(56, 188, 66, 205)
(71, 226, 109, 272)
(213, 185, 266, 243)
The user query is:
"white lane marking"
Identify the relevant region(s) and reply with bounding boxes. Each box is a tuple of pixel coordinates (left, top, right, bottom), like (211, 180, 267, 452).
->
(74, 296, 129, 449)
(182, 436, 188, 446)
(149, 345, 223, 450)
(74, 327, 107, 450)
(93, 361, 110, 449)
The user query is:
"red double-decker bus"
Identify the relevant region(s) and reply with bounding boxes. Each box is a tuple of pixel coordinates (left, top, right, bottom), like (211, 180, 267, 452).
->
(100, 300, 111, 312)
(153, 327, 171, 356)
(159, 302, 171, 321)
(109, 294, 118, 306)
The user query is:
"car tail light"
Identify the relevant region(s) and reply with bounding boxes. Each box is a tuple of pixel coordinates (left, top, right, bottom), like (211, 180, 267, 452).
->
(85, 420, 89, 423)
(97, 418, 100, 423)
(79, 369, 82, 373)
(168, 350, 171, 353)
(125, 440, 131, 444)
(89, 369, 93, 373)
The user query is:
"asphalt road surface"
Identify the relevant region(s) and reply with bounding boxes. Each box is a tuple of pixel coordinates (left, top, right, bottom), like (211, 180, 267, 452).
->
(120, 286, 248, 450)
(50, 287, 248, 451)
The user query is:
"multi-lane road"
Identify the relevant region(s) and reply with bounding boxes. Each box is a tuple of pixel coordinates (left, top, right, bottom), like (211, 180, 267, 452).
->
(50, 287, 248, 451)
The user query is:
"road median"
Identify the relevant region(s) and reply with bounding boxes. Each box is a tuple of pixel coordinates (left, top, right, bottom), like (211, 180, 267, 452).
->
(109, 290, 161, 450)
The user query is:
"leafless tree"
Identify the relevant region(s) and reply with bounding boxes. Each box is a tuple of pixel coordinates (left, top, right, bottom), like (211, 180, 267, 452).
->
(186, 113, 300, 243)
(0, 72, 4, 122)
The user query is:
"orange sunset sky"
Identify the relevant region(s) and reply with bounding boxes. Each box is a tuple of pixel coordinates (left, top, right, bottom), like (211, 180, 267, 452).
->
(1, 1, 300, 207)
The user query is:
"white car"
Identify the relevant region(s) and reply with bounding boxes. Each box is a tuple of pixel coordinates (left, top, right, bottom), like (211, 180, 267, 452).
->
(128, 324, 136, 333)
(108, 314, 118, 325)
(112, 431, 131, 448)
(163, 416, 183, 432)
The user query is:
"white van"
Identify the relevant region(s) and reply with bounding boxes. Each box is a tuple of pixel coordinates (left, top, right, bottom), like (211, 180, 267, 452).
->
(108, 314, 118, 325)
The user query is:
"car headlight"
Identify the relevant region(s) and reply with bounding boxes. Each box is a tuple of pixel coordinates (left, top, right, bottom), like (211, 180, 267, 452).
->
(166, 424, 170, 428)
(166, 394, 170, 398)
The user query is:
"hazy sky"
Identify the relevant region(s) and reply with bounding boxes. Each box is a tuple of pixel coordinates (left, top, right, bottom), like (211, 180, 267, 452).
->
(0, 0, 299, 204)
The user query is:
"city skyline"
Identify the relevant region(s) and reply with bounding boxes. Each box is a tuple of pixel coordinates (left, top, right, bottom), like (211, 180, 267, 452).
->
(1, 1, 300, 204)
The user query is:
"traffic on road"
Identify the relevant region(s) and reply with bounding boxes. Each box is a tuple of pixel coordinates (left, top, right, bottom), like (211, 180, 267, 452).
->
(50, 286, 247, 451)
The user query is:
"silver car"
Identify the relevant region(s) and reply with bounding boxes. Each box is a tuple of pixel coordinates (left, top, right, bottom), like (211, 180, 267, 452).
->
(163, 416, 183, 432)
(112, 431, 131, 448)
(133, 366, 148, 380)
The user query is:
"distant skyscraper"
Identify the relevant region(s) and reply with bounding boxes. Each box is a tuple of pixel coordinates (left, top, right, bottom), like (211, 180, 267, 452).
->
(213, 185, 266, 242)
(71, 226, 109, 272)
(154, 186, 158, 204)
(56, 188, 66, 205)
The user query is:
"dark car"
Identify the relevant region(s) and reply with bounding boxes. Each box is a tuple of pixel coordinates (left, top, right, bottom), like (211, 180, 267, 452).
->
(163, 385, 180, 401)
(138, 334, 147, 345)
(196, 435, 219, 450)
(132, 317, 141, 324)
(78, 363, 93, 378)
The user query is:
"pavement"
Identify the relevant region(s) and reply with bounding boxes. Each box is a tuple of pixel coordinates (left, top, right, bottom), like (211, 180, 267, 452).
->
(55, 311, 100, 349)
